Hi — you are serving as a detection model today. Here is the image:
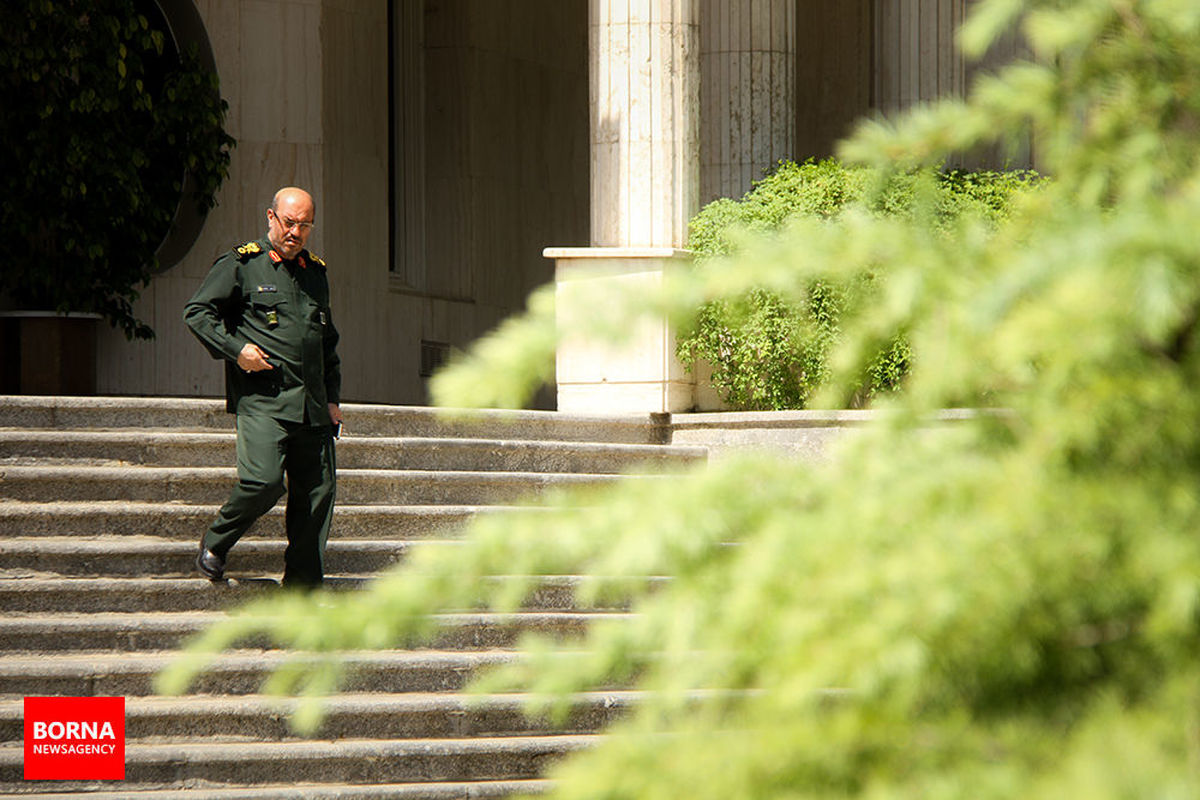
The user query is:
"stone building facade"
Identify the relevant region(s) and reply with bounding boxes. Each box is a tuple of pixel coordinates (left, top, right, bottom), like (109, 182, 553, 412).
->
(101, 0, 1023, 410)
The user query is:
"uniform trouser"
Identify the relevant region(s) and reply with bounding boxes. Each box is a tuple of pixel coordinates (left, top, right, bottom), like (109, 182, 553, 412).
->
(202, 414, 337, 587)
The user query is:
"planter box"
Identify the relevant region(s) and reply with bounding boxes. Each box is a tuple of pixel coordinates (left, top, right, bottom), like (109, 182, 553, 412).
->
(0, 312, 99, 396)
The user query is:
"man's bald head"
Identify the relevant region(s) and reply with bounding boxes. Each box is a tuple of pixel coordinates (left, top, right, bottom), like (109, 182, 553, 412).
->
(271, 187, 316, 218)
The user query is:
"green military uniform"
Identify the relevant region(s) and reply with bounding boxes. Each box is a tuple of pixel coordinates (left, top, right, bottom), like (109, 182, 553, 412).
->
(183, 237, 341, 588)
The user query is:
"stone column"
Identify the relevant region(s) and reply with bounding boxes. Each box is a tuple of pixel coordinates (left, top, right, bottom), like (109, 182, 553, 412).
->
(700, 0, 795, 203)
(548, 0, 702, 414)
(590, 0, 701, 248)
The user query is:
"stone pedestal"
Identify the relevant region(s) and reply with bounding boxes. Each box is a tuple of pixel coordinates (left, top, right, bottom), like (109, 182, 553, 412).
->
(549, 248, 695, 413)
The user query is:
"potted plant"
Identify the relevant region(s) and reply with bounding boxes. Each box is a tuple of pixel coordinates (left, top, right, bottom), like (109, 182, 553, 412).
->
(0, 0, 234, 394)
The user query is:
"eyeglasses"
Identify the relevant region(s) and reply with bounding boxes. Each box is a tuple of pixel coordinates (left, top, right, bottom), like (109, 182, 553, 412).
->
(271, 211, 314, 232)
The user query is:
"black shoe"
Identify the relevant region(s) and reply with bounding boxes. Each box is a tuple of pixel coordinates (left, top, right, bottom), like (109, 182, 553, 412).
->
(196, 546, 226, 581)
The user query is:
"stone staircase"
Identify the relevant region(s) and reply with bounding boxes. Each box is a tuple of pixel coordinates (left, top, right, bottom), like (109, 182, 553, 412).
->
(0, 396, 706, 798)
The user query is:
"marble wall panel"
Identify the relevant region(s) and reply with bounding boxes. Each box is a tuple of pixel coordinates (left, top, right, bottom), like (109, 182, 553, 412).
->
(192, 0, 243, 139)
(95, 287, 158, 395)
(239, 0, 322, 145)
(319, 0, 388, 306)
(793, 0, 872, 160)
(175, 179, 245, 282)
(872, 0, 1031, 168)
(157, 276, 219, 394)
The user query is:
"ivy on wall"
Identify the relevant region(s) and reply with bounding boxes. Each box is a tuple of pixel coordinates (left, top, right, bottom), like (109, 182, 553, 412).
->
(0, 0, 234, 339)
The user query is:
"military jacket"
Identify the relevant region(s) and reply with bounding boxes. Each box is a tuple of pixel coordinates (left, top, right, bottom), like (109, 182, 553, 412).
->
(183, 238, 341, 425)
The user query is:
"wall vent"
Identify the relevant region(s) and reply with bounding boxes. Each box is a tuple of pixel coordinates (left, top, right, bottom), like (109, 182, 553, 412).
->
(420, 340, 451, 378)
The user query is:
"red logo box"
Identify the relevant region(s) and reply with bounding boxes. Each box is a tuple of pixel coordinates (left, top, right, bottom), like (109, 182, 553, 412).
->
(24, 696, 125, 781)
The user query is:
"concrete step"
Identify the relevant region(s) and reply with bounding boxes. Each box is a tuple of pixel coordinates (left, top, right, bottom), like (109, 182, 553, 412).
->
(0, 734, 594, 788)
(0, 691, 637, 742)
(0, 576, 284, 612)
(0, 430, 705, 473)
(0, 395, 678, 795)
(0, 610, 626, 653)
(0, 465, 629, 505)
(0, 576, 621, 614)
(0, 396, 669, 444)
(0, 501, 509, 539)
(0, 650, 516, 697)
(0, 536, 438, 578)
(0, 780, 550, 799)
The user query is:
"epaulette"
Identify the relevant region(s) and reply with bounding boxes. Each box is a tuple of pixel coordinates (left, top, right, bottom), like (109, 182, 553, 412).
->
(307, 251, 326, 268)
(234, 241, 263, 261)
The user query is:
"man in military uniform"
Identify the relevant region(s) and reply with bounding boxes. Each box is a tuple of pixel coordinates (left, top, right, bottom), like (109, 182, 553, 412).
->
(183, 186, 342, 589)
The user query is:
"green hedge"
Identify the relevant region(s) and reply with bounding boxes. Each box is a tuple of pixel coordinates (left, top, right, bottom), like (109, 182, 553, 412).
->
(2, 0, 234, 339)
(678, 159, 1041, 409)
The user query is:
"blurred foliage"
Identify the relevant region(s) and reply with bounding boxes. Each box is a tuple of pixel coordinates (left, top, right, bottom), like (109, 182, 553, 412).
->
(160, 0, 1200, 797)
(0, 0, 234, 339)
(680, 160, 1039, 409)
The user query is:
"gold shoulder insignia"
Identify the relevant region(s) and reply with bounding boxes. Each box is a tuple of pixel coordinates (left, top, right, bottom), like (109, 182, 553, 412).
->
(308, 251, 326, 268)
(234, 241, 263, 260)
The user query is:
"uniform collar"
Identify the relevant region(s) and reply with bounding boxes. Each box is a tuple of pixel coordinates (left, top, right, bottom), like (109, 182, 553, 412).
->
(265, 238, 308, 269)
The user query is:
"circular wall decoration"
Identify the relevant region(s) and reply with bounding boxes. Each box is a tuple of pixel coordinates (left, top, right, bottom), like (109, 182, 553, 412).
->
(143, 0, 224, 272)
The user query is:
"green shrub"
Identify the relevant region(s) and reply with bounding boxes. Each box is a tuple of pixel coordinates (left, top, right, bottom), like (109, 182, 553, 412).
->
(0, 0, 234, 339)
(678, 159, 1040, 409)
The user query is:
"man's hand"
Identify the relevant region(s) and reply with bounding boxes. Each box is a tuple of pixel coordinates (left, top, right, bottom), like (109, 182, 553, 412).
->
(237, 343, 274, 372)
(328, 403, 343, 426)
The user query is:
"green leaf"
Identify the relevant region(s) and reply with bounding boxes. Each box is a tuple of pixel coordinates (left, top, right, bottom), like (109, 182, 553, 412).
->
(1, 0, 234, 339)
